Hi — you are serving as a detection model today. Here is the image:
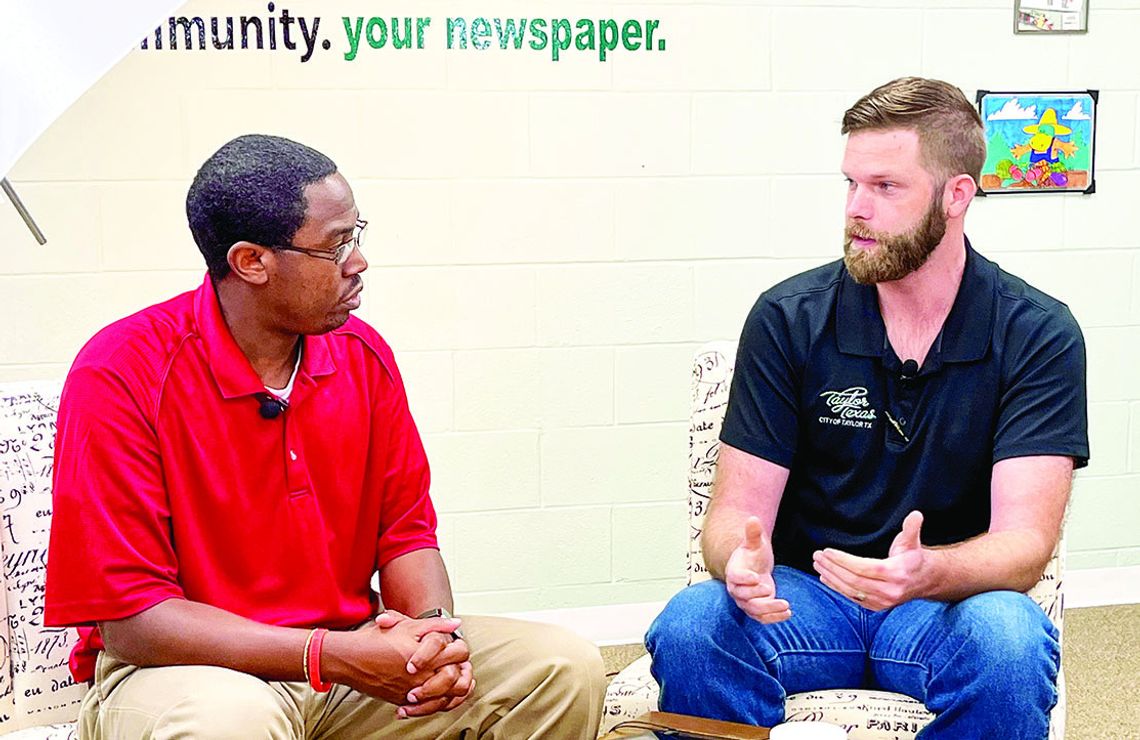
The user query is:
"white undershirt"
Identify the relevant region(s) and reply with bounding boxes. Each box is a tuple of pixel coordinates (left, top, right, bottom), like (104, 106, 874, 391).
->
(264, 343, 302, 402)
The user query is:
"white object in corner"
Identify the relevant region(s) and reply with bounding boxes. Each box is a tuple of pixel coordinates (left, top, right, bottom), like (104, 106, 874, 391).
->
(501, 600, 666, 646)
(770, 722, 847, 740)
(1066, 565, 1140, 608)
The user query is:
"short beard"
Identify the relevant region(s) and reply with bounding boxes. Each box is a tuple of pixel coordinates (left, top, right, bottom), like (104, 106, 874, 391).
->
(843, 198, 947, 284)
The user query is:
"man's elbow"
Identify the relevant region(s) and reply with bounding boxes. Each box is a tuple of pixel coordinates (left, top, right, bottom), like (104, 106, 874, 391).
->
(98, 619, 142, 665)
(1012, 567, 1046, 595)
(98, 613, 165, 667)
(1015, 533, 1060, 593)
(699, 530, 726, 581)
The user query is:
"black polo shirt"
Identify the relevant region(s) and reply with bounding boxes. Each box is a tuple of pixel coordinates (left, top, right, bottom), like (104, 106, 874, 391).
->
(721, 241, 1089, 575)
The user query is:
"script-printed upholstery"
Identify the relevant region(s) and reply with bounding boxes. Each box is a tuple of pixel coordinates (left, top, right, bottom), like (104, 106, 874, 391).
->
(0, 381, 83, 738)
(600, 342, 1067, 738)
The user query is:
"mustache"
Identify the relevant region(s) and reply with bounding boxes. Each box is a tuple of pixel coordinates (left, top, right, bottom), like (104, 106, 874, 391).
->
(344, 275, 363, 298)
(845, 222, 880, 241)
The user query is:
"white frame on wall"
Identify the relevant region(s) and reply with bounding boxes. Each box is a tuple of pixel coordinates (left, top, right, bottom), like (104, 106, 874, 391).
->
(1014, 0, 1089, 34)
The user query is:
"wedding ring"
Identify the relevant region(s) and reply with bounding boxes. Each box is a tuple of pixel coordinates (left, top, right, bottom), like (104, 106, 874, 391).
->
(855, 591, 866, 602)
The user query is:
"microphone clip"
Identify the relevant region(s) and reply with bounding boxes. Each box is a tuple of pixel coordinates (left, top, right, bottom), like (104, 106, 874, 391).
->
(257, 393, 289, 420)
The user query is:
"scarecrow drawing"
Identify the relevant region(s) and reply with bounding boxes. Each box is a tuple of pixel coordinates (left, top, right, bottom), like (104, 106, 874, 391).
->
(978, 91, 1095, 193)
(1010, 108, 1078, 164)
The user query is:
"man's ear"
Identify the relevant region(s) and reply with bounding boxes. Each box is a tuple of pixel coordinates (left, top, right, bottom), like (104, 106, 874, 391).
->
(227, 242, 271, 285)
(943, 174, 977, 220)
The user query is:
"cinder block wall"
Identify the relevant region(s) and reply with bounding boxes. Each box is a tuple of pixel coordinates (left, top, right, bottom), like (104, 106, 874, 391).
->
(2, 0, 1137, 613)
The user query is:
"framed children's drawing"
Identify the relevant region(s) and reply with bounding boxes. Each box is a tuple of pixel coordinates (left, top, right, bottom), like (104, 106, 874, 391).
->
(976, 90, 1097, 194)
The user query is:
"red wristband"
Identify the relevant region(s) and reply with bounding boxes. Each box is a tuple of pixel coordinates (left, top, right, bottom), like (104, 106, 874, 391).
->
(306, 628, 333, 692)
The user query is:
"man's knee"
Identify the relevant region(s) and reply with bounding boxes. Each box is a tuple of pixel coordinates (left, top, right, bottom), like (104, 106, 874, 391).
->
(527, 623, 605, 699)
(468, 616, 605, 715)
(646, 580, 732, 658)
(952, 591, 1060, 676)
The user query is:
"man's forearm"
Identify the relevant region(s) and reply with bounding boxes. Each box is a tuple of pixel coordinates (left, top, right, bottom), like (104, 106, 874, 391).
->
(99, 597, 311, 681)
(700, 445, 789, 581)
(379, 548, 455, 616)
(701, 516, 744, 581)
(100, 592, 471, 710)
(918, 528, 1057, 602)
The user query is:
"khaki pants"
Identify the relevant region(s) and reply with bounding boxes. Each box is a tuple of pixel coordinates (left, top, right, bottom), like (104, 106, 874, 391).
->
(78, 615, 606, 740)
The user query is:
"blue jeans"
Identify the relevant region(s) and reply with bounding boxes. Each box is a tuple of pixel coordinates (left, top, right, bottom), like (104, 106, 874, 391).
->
(645, 566, 1060, 739)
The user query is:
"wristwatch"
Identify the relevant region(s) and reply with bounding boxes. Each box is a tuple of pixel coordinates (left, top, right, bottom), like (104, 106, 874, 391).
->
(416, 607, 464, 640)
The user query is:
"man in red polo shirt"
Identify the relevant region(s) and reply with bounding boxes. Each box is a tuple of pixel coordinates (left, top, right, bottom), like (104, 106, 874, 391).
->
(45, 134, 605, 739)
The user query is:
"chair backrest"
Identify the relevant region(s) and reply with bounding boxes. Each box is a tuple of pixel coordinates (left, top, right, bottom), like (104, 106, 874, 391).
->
(0, 380, 86, 732)
(684, 342, 1065, 634)
(687, 342, 736, 587)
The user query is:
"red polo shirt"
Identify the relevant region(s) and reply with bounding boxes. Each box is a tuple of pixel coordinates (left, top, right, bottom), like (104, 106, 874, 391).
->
(45, 275, 438, 683)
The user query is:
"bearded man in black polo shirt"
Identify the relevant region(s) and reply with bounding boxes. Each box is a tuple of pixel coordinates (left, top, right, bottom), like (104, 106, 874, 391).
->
(646, 77, 1088, 740)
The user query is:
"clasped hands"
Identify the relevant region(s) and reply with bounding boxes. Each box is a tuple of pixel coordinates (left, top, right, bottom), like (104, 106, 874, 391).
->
(726, 511, 928, 622)
(331, 609, 474, 719)
(378, 609, 474, 718)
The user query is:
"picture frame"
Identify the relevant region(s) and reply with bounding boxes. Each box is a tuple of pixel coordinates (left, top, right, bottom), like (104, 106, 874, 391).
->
(976, 90, 1097, 195)
(1014, 0, 1089, 34)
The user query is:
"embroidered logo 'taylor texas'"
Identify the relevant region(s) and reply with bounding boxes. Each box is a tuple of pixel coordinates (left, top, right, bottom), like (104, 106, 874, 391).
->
(818, 387, 877, 430)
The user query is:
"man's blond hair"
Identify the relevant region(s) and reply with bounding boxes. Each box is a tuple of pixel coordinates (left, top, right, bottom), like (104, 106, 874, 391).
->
(842, 77, 986, 184)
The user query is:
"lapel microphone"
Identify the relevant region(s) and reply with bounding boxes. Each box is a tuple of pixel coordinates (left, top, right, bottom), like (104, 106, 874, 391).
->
(899, 359, 919, 381)
(257, 393, 289, 420)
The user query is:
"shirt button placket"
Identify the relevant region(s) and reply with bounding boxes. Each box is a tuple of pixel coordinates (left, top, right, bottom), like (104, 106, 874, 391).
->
(895, 377, 918, 444)
(284, 414, 306, 496)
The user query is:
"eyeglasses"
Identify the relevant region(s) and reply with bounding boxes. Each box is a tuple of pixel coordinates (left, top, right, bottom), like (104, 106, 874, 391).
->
(272, 219, 368, 266)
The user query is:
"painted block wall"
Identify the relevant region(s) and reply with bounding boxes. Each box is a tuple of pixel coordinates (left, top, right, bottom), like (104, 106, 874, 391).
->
(2, 0, 1137, 613)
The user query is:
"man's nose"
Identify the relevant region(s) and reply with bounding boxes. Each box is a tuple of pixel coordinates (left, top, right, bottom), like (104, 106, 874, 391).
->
(846, 185, 872, 221)
(343, 244, 368, 275)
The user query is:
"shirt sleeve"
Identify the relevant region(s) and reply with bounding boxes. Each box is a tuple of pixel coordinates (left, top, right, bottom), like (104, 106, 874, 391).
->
(373, 358, 439, 569)
(720, 294, 801, 468)
(45, 365, 184, 628)
(993, 305, 1089, 468)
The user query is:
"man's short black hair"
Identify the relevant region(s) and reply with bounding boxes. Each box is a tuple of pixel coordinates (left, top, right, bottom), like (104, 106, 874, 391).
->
(186, 134, 338, 281)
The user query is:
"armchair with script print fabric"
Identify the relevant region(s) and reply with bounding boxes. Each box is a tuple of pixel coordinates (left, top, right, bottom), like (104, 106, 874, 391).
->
(598, 342, 1068, 739)
(0, 381, 82, 740)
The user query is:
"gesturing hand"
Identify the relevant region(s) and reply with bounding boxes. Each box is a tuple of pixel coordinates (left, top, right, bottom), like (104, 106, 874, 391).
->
(812, 510, 928, 610)
(725, 516, 791, 623)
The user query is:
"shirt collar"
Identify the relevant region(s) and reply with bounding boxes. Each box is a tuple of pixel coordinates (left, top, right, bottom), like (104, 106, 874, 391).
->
(836, 237, 995, 364)
(193, 274, 337, 400)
